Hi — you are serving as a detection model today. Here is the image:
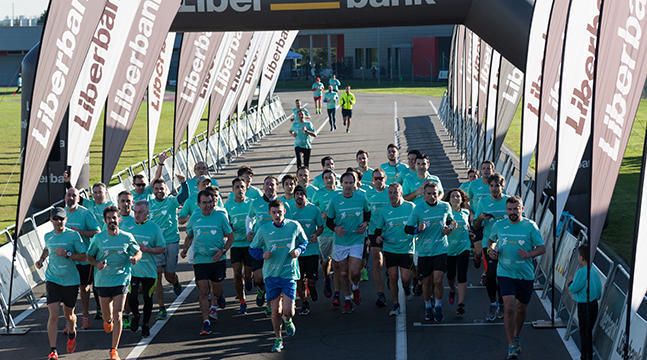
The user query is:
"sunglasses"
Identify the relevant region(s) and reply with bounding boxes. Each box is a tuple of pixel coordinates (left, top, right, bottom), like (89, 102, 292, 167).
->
(373, 176, 385, 180)
(134, 183, 146, 187)
(52, 217, 65, 221)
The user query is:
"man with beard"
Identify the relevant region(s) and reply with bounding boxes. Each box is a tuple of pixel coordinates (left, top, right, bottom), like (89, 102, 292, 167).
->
(380, 144, 409, 186)
(487, 196, 544, 360)
(355, 150, 374, 191)
(87, 206, 142, 360)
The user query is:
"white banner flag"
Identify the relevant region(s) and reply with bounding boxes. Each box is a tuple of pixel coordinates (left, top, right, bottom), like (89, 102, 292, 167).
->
(521, 0, 554, 196)
(147, 32, 176, 165)
(556, 0, 601, 222)
(484, 50, 501, 159)
(257, 30, 298, 106)
(236, 32, 271, 115)
(68, 0, 142, 186)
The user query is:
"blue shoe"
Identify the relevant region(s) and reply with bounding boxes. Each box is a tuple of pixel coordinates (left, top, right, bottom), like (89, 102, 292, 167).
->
(199, 320, 211, 336)
(271, 338, 284, 352)
(217, 295, 226, 310)
(284, 319, 296, 337)
(239, 302, 247, 315)
(424, 307, 433, 321)
(486, 303, 497, 322)
(434, 304, 443, 322)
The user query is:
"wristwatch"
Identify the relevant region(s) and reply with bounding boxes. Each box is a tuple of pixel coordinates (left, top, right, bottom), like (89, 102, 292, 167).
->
(66, 251, 72, 258)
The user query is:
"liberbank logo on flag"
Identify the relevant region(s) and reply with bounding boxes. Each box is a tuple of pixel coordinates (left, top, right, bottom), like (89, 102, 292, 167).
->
(178, 0, 436, 12)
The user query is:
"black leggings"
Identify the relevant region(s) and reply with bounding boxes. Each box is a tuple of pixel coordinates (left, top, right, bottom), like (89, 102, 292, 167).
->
(327, 108, 336, 129)
(128, 277, 156, 326)
(577, 301, 598, 360)
(447, 250, 470, 283)
(483, 249, 501, 303)
(295, 147, 311, 169)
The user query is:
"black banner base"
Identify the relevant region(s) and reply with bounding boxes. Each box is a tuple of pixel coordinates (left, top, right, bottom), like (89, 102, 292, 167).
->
(0, 327, 30, 335)
(531, 319, 566, 329)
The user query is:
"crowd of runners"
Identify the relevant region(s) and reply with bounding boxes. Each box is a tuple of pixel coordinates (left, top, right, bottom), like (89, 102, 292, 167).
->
(39, 87, 549, 360)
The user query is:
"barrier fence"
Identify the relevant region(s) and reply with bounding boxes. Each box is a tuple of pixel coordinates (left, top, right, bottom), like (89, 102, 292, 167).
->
(0, 96, 290, 329)
(438, 93, 647, 359)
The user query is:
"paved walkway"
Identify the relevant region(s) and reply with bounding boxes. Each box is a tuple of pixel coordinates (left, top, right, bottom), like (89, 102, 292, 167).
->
(1, 91, 574, 360)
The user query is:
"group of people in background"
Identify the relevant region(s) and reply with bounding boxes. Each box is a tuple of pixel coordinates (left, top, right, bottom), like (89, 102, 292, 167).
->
(38, 94, 601, 360)
(310, 74, 355, 133)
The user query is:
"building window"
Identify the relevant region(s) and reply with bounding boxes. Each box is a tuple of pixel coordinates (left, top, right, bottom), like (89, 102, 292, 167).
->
(355, 48, 365, 69)
(366, 48, 378, 69)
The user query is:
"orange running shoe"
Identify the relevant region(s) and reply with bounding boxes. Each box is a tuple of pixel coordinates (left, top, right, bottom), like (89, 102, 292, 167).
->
(109, 348, 121, 360)
(103, 320, 113, 333)
(66, 335, 77, 353)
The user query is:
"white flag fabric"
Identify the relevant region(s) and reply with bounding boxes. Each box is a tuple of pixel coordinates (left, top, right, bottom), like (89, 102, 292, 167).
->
(257, 30, 298, 106)
(236, 32, 271, 115)
(67, 0, 142, 186)
(147, 32, 176, 165)
(484, 50, 501, 159)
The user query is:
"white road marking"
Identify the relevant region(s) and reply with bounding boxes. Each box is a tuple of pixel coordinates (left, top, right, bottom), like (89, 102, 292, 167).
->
(413, 321, 533, 328)
(428, 99, 439, 117)
(13, 296, 47, 325)
(395, 272, 407, 360)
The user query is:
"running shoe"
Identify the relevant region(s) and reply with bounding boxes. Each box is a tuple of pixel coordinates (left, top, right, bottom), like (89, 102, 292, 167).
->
(496, 303, 504, 319)
(506, 344, 519, 360)
(130, 315, 140, 333)
(156, 308, 167, 321)
(389, 303, 401, 317)
(271, 338, 284, 352)
(239, 302, 248, 315)
(352, 288, 361, 305)
(512, 336, 522, 355)
(403, 284, 411, 298)
(456, 303, 466, 317)
(375, 292, 386, 308)
(141, 325, 150, 337)
(299, 301, 311, 316)
(173, 282, 183, 296)
(308, 282, 318, 302)
(264, 304, 272, 317)
(448, 290, 455, 305)
(109, 348, 121, 360)
(81, 316, 90, 330)
(424, 307, 433, 321)
(95, 310, 102, 320)
(284, 319, 296, 336)
(434, 304, 444, 322)
(245, 280, 253, 292)
(414, 283, 423, 296)
(480, 273, 487, 286)
(332, 292, 341, 308)
(122, 314, 131, 330)
(66, 335, 77, 353)
(256, 288, 266, 307)
(209, 305, 219, 320)
(324, 276, 332, 298)
(360, 268, 369, 281)
(103, 320, 113, 334)
(199, 320, 212, 336)
(486, 303, 497, 322)
(342, 299, 354, 314)
(217, 295, 226, 310)
(48, 351, 58, 360)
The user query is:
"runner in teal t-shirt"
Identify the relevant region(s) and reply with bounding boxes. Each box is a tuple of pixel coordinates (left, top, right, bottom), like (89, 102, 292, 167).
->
(380, 144, 410, 185)
(312, 156, 337, 189)
(279, 174, 298, 211)
(355, 149, 375, 191)
(325, 171, 370, 313)
(473, 173, 510, 322)
(311, 169, 340, 299)
(225, 178, 255, 314)
(291, 99, 310, 123)
(329, 74, 341, 92)
(290, 111, 317, 169)
(296, 166, 319, 200)
(86, 206, 141, 360)
(486, 196, 545, 357)
(181, 190, 234, 335)
(443, 188, 474, 317)
(127, 200, 166, 337)
(228, 165, 263, 201)
(323, 86, 339, 131)
(364, 167, 390, 305)
(249, 200, 308, 352)
(179, 176, 225, 224)
(35, 208, 88, 360)
(404, 182, 454, 322)
(291, 186, 324, 315)
(311, 78, 325, 114)
(467, 161, 496, 209)
(403, 154, 444, 202)
(372, 184, 415, 315)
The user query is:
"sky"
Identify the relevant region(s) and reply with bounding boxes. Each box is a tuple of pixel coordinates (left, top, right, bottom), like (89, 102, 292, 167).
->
(0, 0, 49, 18)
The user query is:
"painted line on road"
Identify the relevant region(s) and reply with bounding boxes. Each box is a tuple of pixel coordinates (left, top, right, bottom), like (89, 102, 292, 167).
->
(395, 272, 407, 360)
(125, 280, 196, 360)
(393, 101, 400, 148)
(535, 289, 581, 359)
(413, 321, 533, 328)
(428, 100, 439, 117)
(13, 296, 47, 325)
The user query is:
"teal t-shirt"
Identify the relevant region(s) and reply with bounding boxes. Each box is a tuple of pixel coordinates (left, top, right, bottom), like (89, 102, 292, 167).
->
(292, 106, 310, 121)
(226, 185, 263, 204)
(402, 173, 444, 201)
(447, 209, 471, 256)
(406, 200, 453, 256)
(250, 219, 308, 280)
(458, 179, 474, 194)
(65, 205, 100, 265)
(115, 214, 136, 232)
(312, 172, 340, 190)
(84, 199, 115, 226)
(179, 192, 225, 219)
(87, 230, 140, 287)
(303, 183, 318, 200)
(323, 91, 339, 109)
(224, 197, 253, 247)
(44, 228, 87, 286)
(312, 81, 324, 97)
(357, 167, 374, 190)
(467, 179, 493, 209)
(186, 210, 233, 264)
(132, 186, 154, 203)
(186, 176, 220, 196)
(278, 195, 297, 213)
(380, 162, 410, 185)
(374, 201, 416, 254)
(489, 218, 544, 281)
(365, 186, 389, 234)
(474, 194, 511, 247)
(150, 195, 181, 245)
(290, 203, 323, 256)
(569, 265, 602, 303)
(326, 191, 370, 247)
(312, 187, 340, 236)
(329, 78, 341, 91)
(127, 221, 165, 279)
(249, 196, 291, 233)
(290, 120, 316, 149)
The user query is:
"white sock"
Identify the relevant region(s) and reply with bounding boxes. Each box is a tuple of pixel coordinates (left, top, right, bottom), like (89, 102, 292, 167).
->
(351, 283, 359, 291)
(435, 299, 442, 307)
(425, 300, 433, 309)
